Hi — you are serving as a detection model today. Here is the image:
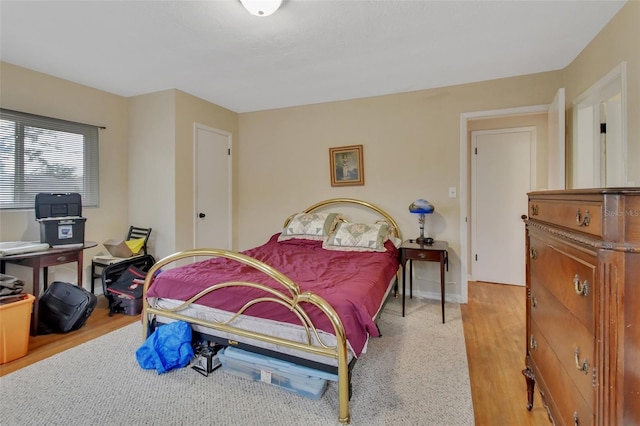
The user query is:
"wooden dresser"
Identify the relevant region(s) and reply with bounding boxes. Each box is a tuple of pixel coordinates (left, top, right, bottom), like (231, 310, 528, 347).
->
(523, 188, 640, 426)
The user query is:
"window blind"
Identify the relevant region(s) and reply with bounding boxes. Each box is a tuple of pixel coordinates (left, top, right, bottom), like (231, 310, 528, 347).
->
(0, 109, 100, 210)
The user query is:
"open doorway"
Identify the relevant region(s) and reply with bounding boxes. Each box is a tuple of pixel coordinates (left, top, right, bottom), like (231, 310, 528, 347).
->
(459, 90, 564, 300)
(571, 62, 628, 188)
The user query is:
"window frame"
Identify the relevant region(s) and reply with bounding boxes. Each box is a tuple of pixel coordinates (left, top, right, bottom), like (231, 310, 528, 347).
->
(0, 108, 100, 210)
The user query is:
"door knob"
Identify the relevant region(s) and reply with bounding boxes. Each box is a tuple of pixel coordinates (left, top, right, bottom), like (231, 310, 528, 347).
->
(198, 212, 206, 219)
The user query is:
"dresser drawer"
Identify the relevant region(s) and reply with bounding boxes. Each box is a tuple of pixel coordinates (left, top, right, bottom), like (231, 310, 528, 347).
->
(526, 189, 640, 425)
(529, 200, 603, 238)
(402, 248, 442, 262)
(38, 250, 80, 266)
(530, 283, 595, 407)
(529, 233, 595, 334)
(529, 322, 594, 426)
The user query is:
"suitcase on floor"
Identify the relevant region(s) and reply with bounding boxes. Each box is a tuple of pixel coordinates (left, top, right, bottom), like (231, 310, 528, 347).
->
(38, 281, 98, 334)
(102, 255, 155, 316)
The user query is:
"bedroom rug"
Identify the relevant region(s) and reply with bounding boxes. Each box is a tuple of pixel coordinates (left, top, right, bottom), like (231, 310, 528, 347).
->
(0, 297, 474, 426)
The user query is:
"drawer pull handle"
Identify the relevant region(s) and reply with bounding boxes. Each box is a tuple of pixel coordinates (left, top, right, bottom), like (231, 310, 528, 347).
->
(418, 253, 426, 259)
(56, 256, 67, 262)
(573, 274, 589, 296)
(574, 412, 579, 426)
(531, 295, 538, 308)
(531, 204, 539, 216)
(529, 248, 537, 260)
(574, 348, 589, 373)
(575, 209, 591, 227)
(529, 335, 537, 351)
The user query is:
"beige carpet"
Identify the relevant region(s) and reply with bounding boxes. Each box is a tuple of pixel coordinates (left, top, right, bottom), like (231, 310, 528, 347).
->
(0, 297, 474, 425)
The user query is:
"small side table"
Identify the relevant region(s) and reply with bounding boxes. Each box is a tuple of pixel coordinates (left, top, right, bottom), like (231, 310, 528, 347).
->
(0, 241, 97, 335)
(399, 240, 448, 322)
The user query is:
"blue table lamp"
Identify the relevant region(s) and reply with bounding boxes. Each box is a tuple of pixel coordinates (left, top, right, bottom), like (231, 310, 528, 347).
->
(409, 199, 435, 245)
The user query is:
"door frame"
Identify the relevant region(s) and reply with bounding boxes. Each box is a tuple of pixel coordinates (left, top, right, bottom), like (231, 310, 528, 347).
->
(459, 105, 548, 302)
(572, 61, 628, 188)
(193, 123, 233, 250)
(470, 126, 536, 285)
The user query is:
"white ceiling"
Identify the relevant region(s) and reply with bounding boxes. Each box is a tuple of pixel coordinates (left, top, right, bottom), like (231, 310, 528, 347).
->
(0, 0, 627, 113)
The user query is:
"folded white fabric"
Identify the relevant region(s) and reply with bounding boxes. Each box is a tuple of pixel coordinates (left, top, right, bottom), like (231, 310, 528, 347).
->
(0, 241, 50, 257)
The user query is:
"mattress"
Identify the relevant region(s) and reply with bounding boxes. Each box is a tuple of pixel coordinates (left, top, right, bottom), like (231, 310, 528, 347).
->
(149, 271, 396, 367)
(147, 233, 400, 359)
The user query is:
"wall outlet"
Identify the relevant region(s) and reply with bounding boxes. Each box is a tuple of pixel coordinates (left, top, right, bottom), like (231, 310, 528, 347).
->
(448, 187, 457, 198)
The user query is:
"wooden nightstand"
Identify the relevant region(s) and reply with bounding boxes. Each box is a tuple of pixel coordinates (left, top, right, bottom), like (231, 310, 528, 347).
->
(399, 240, 448, 322)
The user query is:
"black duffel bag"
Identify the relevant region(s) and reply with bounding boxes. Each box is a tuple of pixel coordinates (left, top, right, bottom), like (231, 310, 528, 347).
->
(38, 281, 98, 334)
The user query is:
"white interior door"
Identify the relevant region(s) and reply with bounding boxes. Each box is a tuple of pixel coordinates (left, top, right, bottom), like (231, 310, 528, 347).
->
(471, 128, 534, 286)
(194, 124, 232, 249)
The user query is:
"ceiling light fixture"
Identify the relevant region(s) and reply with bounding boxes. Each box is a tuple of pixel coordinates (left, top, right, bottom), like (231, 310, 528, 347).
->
(240, 0, 282, 17)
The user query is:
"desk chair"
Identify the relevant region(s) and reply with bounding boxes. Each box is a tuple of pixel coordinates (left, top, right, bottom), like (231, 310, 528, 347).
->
(90, 226, 152, 293)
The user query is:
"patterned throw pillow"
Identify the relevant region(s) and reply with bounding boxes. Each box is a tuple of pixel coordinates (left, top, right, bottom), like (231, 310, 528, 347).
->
(278, 212, 342, 241)
(322, 222, 389, 252)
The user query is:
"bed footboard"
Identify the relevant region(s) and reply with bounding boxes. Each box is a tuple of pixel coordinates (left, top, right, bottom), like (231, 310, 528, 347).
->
(142, 249, 352, 424)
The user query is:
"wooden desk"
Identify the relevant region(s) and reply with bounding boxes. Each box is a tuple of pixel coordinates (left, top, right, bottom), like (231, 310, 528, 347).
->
(0, 241, 97, 335)
(399, 240, 448, 322)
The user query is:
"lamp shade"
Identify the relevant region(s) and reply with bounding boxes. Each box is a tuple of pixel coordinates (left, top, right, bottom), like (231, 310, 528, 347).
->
(409, 199, 434, 245)
(240, 0, 282, 16)
(408, 199, 434, 214)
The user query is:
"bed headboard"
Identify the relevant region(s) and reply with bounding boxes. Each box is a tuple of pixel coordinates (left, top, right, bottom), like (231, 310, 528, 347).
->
(283, 198, 402, 240)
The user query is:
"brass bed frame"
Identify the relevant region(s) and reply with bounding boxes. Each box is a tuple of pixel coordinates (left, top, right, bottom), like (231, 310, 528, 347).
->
(141, 198, 401, 424)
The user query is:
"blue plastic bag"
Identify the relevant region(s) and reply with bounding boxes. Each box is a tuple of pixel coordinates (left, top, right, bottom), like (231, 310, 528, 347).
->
(136, 320, 194, 374)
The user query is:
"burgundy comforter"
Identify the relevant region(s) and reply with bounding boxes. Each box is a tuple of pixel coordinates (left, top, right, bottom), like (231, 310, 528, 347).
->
(147, 233, 399, 356)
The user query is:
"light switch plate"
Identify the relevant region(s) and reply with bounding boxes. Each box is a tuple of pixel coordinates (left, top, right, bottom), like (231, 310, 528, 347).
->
(449, 187, 457, 198)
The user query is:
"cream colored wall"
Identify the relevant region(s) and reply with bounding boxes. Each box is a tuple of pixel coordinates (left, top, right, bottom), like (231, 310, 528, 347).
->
(562, 1, 640, 186)
(0, 68, 241, 284)
(127, 89, 239, 259)
(0, 62, 130, 290)
(236, 2, 639, 303)
(237, 72, 562, 302)
(174, 90, 239, 254)
(1, 1, 636, 302)
(128, 90, 176, 259)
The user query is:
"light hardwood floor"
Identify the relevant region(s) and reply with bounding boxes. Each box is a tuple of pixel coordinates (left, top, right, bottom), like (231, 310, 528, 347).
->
(461, 281, 550, 425)
(1, 281, 551, 425)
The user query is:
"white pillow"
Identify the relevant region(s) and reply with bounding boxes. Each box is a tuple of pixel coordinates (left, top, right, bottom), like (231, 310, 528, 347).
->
(322, 222, 389, 252)
(278, 212, 342, 241)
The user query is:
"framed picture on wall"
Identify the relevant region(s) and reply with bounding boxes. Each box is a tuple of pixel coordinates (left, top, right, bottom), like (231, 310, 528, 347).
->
(329, 145, 364, 187)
